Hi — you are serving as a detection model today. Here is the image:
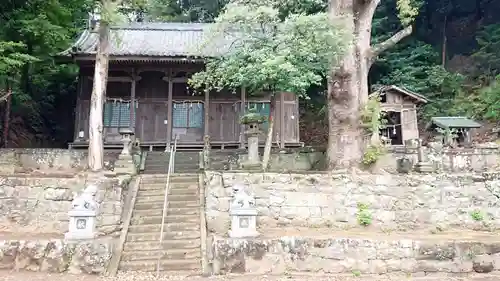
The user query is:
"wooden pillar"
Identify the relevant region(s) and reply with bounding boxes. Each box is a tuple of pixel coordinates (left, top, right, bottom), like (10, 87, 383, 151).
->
(74, 74, 83, 142)
(130, 70, 137, 132)
(279, 92, 285, 148)
(239, 87, 246, 149)
(204, 89, 210, 137)
(166, 78, 173, 149)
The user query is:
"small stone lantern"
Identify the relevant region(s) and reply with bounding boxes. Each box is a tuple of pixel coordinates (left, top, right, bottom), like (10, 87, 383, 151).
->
(228, 184, 259, 238)
(414, 139, 434, 173)
(65, 184, 99, 240)
(240, 111, 266, 170)
(119, 128, 134, 156)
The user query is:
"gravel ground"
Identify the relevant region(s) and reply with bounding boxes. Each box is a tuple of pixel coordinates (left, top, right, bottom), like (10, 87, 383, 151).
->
(0, 272, 499, 281)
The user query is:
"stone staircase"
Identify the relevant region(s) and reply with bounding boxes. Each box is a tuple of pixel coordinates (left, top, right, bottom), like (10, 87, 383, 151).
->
(144, 151, 200, 174)
(118, 174, 202, 273)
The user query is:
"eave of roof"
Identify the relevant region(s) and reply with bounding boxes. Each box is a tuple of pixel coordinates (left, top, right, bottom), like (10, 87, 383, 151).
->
(430, 116, 482, 129)
(371, 85, 429, 103)
(57, 22, 229, 60)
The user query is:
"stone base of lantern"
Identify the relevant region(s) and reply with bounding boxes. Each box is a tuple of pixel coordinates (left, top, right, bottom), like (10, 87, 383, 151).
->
(415, 162, 434, 173)
(65, 210, 98, 241)
(228, 229, 260, 238)
(228, 208, 259, 238)
(241, 161, 261, 171)
(114, 154, 136, 175)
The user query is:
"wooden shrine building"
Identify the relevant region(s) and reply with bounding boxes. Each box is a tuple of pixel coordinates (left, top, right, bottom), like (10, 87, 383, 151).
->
(59, 22, 301, 150)
(371, 85, 429, 145)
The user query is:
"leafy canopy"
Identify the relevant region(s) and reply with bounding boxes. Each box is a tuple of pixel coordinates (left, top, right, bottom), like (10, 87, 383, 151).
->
(0, 41, 37, 83)
(189, 0, 348, 97)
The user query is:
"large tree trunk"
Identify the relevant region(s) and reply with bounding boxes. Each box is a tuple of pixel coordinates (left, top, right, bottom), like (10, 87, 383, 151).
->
(88, 21, 110, 171)
(327, 0, 413, 170)
(261, 94, 276, 171)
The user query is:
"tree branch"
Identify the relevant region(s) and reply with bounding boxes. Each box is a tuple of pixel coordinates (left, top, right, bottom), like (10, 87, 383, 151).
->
(369, 25, 413, 59)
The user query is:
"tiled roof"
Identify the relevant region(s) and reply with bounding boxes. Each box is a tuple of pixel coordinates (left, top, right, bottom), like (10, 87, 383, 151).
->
(59, 22, 232, 58)
(430, 117, 482, 129)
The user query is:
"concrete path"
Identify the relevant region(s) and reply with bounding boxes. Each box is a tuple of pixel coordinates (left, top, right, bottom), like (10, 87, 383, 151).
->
(1, 272, 500, 281)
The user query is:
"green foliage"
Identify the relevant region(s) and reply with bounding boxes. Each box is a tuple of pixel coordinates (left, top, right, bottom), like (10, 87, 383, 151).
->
(189, 0, 348, 97)
(361, 93, 386, 134)
(450, 76, 500, 121)
(0, 41, 37, 81)
(371, 5, 500, 126)
(147, 0, 229, 22)
(0, 0, 90, 146)
(356, 203, 372, 226)
(362, 144, 386, 166)
(470, 210, 484, 222)
(472, 23, 500, 76)
(371, 40, 468, 121)
(240, 109, 267, 124)
(396, 0, 421, 25)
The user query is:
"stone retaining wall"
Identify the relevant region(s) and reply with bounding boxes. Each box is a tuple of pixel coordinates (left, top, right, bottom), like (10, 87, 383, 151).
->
(0, 174, 132, 235)
(0, 238, 113, 273)
(209, 144, 499, 173)
(378, 144, 500, 173)
(0, 149, 120, 173)
(205, 172, 500, 234)
(211, 235, 500, 276)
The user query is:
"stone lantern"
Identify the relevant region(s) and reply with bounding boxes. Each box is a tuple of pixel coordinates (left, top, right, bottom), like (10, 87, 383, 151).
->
(414, 139, 433, 173)
(240, 111, 266, 170)
(228, 184, 259, 238)
(119, 128, 134, 156)
(114, 128, 137, 174)
(65, 184, 99, 240)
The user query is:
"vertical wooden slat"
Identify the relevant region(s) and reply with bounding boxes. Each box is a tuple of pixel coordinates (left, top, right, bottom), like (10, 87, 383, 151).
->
(294, 96, 300, 142)
(166, 79, 173, 147)
(239, 87, 246, 148)
(279, 92, 285, 148)
(208, 100, 217, 141)
(130, 70, 136, 131)
(74, 74, 83, 142)
(204, 89, 209, 137)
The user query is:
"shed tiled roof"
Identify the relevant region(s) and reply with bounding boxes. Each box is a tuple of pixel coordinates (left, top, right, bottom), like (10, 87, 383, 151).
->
(371, 85, 429, 103)
(59, 22, 232, 58)
(430, 117, 482, 129)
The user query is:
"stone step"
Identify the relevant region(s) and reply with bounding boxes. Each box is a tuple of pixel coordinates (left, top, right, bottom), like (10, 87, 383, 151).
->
(139, 183, 199, 191)
(144, 165, 199, 171)
(119, 259, 201, 272)
(135, 194, 199, 203)
(138, 183, 199, 191)
(128, 222, 200, 233)
(137, 188, 198, 197)
(146, 158, 200, 165)
(121, 248, 201, 261)
(141, 181, 199, 188)
(133, 207, 199, 217)
(140, 176, 198, 184)
(134, 201, 199, 210)
(167, 207, 200, 215)
(126, 231, 200, 242)
(131, 214, 199, 225)
(123, 239, 201, 251)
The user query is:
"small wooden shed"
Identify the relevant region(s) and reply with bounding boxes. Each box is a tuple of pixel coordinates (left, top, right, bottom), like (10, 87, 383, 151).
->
(371, 85, 429, 145)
